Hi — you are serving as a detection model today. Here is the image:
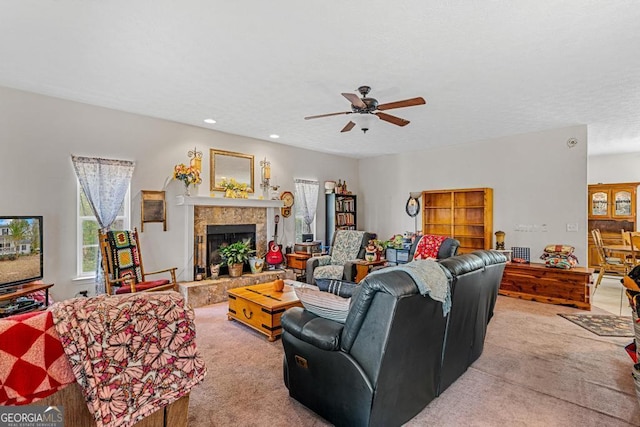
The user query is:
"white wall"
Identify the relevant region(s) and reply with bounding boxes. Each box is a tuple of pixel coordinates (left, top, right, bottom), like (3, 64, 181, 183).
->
(588, 153, 640, 184)
(588, 152, 640, 230)
(358, 126, 589, 265)
(0, 86, 359, 300)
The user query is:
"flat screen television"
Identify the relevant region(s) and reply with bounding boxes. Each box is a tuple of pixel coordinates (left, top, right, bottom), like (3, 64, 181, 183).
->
(0, 216, 43, 292)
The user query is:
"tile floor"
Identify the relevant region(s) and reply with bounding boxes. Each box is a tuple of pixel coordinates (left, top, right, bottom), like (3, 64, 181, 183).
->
(592, 274, 631, 315)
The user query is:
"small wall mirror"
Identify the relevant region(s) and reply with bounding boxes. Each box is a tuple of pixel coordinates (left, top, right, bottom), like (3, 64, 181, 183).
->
(210, 149, 255, 192)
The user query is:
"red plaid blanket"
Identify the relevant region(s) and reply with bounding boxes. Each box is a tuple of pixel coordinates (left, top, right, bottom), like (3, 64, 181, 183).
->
(0, 310, 76, 405)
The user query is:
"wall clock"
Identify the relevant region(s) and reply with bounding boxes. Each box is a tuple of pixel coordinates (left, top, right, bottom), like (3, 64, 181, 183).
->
(280, 191, 295, 218)
(405, 195, 420, 217)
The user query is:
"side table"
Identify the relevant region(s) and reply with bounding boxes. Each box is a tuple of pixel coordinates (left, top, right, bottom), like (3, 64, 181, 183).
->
(354, 259, 387, 282)
(286, 252, 311, 281)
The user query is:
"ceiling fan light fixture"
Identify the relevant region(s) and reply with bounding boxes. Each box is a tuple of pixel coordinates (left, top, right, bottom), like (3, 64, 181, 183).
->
(305, 85, 425, 133)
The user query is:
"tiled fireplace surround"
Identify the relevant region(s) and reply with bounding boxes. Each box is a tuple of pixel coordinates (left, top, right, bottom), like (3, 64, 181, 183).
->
(177, 196, 294, 307)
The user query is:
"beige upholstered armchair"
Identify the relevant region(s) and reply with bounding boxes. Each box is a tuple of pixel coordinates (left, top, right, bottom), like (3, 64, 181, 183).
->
(305, 230, 372, 284)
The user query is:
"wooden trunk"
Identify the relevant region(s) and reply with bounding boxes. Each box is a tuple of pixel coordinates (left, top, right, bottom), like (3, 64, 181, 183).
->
(228, 282, 302, 341)
(499, 262, 594, 310)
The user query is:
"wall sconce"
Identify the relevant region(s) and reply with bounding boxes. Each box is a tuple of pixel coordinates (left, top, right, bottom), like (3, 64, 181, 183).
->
(188, 147, 203, 172)
(260, 157, 271, 191)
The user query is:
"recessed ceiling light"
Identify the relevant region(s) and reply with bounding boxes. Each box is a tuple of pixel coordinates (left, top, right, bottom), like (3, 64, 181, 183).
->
(269, 134, 280, 139)
(203, 118, 216, 124)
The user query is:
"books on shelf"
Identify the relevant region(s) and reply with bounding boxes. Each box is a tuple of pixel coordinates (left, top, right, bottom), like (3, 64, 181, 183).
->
(336, 197, 355, 212)
(336, 212, 355, 226)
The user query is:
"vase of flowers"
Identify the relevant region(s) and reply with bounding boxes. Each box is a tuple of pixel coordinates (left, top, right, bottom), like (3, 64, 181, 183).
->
(365, 239, 389, 261)
(218, 177, 250, 199)
(173, 163, 202, 196)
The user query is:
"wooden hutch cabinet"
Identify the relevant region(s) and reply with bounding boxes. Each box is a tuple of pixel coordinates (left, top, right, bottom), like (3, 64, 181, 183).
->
(422, 188, 493, 254)
(587, 182, 639, 268)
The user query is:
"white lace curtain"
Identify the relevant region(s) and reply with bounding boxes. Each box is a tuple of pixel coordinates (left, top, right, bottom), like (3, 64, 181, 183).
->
(71, 155, 135, 294)
(294, 179, 319, 234)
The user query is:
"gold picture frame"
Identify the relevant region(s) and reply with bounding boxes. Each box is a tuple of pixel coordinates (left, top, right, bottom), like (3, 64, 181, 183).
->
(210, 149, 255, 192)
(141, 190, 166, 231)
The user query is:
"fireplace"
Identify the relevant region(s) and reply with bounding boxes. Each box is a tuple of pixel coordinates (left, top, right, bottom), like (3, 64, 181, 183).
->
(206, 224, 256, 276)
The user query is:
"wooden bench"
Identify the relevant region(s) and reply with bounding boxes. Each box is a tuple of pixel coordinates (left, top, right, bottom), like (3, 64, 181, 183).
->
(499, 262, 594, 310)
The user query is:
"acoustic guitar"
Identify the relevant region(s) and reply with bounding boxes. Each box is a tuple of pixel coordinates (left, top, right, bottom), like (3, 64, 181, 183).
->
(266, 214, 284, 266)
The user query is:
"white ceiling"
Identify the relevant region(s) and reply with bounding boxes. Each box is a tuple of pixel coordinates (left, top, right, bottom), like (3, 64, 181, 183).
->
(1, 1, 639, 159)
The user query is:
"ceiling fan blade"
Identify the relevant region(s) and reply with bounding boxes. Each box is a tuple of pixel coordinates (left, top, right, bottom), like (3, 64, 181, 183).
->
(304, 111, 351, 120)
(377, 97, 426, 111)
(375, 112, 410, 127)
(342, 92, 366, 109)
(340, 121, 356, 133)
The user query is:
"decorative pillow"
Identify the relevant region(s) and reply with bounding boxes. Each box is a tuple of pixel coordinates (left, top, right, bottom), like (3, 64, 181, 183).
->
(543, 254, 578, 269)
(294, 285, 351, 323)
(413, 234, 447, 260)
(543, 244, 575, 255)
(315, 278, 358, 298)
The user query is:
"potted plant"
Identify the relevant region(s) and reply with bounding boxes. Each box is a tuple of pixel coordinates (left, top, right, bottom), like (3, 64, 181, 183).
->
(219, 239, 255, 277)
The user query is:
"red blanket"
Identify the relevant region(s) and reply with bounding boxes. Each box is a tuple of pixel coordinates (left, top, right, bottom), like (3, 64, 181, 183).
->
(0, 310, 76, 405)
(51, 291, 206, 427)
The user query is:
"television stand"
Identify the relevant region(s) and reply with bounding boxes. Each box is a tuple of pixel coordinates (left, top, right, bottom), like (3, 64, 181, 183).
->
(0, 282, 53, 317)
(0, 286, 18, 295)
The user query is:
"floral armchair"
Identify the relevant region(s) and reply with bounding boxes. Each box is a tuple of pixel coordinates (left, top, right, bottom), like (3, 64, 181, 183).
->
(305, 230, 373, 284)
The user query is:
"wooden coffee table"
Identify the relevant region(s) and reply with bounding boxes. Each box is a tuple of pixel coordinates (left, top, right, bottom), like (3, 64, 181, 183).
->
(227, 282, 302, 341)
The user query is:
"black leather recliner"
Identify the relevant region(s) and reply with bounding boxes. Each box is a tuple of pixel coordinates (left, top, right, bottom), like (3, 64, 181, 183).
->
(281, 250, 507, 427)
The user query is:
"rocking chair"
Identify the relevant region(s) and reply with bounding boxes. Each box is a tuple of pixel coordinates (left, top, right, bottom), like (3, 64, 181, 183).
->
(99, 228, 177, 295)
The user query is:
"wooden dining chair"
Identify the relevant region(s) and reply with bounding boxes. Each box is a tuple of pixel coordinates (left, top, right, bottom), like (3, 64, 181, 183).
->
(629, 234, 640, 268)
(591, 229, 629, 292)
(622, 229, 632, 246)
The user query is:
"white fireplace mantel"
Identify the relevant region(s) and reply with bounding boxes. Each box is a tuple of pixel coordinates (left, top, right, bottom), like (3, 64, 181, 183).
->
(176, 195, 284, 281)
(176, 195, 284, 208)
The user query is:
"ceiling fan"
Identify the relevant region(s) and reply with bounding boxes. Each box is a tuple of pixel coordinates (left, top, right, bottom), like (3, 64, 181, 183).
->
(304, 85, 426, 133)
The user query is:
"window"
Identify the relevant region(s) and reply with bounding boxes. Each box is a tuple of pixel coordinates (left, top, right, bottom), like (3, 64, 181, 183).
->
(77, 184, 130, 277)
(294, 179, 319, 243)
(294, 213, 316, 243)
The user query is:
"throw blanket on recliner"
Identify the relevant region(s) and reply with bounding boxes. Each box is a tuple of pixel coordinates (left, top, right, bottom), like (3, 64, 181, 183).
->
(51, 291, 207, 427)
(369, 259, 451, 315)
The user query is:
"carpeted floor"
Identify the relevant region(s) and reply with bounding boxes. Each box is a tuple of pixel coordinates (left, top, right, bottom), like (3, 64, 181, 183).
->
(558, 313, 634, 337)
(188, 296, 640, 426)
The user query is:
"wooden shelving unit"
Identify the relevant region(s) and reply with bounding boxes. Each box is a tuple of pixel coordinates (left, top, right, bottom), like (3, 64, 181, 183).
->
(326, 193, 357, 245)
(587, 182, 639, 268)
(422, 188, 493, 254)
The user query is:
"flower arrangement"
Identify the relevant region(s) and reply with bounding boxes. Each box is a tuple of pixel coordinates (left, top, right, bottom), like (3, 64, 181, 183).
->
(218, 177, 250, 199)
(365, 238, 389, 261)
(173, 164, 202, 195)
